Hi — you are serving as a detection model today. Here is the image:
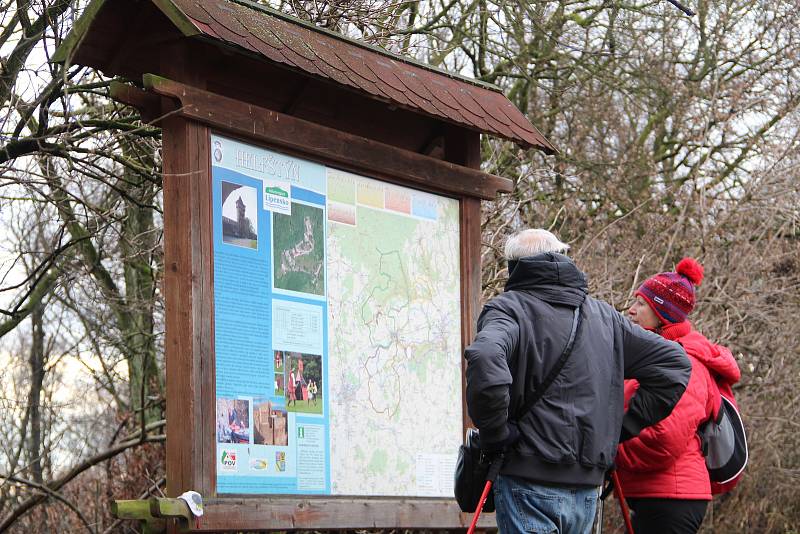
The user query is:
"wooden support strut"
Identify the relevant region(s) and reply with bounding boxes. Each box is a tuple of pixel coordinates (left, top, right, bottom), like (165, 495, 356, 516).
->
(112, 75, 512, 200)
(112, 497, 192, 533)
(109, 81, 168, 123)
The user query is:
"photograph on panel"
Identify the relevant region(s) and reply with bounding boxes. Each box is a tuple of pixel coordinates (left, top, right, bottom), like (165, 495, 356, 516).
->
(253, 399, 289, 447)
(221, 181, 258, 249)
(285, 352, 323, 415)
(272, 203, 325, 296)
(216, 397, 251, 444)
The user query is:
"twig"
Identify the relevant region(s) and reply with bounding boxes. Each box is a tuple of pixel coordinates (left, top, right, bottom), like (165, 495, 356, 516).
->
(1, 474, 95, 533)
(575, 185, 679, 258)
(658, 199, 691, 272)
(626, 254, 648, 303)
(664, 0, 696, 16)
(0, 432, 164, 532)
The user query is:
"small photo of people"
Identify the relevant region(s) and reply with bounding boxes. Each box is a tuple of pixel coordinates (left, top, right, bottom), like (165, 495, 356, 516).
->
(253, 400, 288, 446)
(216, 398, 251, 444)
(285, 352, 322, 415)
(274, 351, 285, 396)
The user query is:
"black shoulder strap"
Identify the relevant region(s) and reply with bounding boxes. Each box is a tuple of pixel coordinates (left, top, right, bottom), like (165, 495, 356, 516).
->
(515, 304, 582, 421)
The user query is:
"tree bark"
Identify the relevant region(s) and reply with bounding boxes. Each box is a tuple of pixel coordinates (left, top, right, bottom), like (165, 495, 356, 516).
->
(27, 302, 46, 485)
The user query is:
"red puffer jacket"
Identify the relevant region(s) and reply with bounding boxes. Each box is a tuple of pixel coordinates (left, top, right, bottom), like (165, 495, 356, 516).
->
(616, 321, 741, 499)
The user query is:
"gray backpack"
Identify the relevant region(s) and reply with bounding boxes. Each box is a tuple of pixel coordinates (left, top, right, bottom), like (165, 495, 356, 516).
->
(697, 390, 747, 492)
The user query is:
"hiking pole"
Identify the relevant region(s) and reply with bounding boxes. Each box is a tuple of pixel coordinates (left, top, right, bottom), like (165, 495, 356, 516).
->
(466, 479, 493, 534)
(593, 493, 604, 534)
(611, 470, 635, 534)
(466, 455, 504, 534)
(597, 468, 617, 534)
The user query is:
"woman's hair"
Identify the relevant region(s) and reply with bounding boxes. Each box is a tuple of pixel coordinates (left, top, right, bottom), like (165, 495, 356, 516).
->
(504, 228, 570, 260)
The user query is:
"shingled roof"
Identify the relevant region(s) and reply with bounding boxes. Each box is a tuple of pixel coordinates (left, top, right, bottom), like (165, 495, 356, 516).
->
(55, 0, 556, 154)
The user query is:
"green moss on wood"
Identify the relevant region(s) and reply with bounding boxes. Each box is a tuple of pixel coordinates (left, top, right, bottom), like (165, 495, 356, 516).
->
(52, 0, 107, 63)
(152, 0, 201, 37)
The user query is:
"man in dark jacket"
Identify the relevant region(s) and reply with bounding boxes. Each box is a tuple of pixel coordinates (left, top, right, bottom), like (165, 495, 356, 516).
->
(465, 229, 690, 533)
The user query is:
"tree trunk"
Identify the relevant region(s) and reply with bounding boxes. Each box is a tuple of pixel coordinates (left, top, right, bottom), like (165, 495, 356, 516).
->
(120, 148, 162, 425)
(27, 303, 46, 484)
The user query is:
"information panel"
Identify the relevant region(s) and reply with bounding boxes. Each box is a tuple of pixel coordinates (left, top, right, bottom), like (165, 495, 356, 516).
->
(211, 134, 462, 496)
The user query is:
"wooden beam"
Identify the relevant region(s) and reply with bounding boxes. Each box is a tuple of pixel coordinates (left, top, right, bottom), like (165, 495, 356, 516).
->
(419, 133, 445, 159)
(111, 500, 167, 534)
(281, 77, 310, 115)
(141, 75, 512, 200)
(109, 81, 168, 123)
(112, 499, 156, 520)
(149, 498, 192, 520)
(151, 0, 202, 37)
(192, 498, 495, 531)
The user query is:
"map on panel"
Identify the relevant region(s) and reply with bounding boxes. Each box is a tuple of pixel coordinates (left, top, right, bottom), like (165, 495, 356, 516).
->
(326, 170, 462, 497)
(211, 134, 462, 497)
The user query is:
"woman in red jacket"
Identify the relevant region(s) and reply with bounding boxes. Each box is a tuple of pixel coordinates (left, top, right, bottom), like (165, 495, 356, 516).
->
(618, 258, 741, 534)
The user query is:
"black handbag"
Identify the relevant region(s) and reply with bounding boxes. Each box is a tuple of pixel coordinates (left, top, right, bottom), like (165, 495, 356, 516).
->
(454, 304, 582, 513)
(454, 427, 498, 513)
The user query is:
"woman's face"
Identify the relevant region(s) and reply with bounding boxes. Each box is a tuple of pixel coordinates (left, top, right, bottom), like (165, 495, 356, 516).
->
(628, 295, 662, 330)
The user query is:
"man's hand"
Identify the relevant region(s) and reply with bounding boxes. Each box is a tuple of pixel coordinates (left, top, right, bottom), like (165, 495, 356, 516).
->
(480, 421, 520, 455)
(600, 465, 617, 500)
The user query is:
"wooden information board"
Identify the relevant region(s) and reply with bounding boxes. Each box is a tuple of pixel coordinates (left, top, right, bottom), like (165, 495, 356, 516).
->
(54, 0, 555, 529)
(153, 89, 489, 528)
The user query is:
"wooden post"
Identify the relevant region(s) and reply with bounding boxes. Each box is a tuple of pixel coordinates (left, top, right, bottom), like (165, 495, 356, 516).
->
(445, 126, 484, 433)
(162, 116, 215, 498)
(447, 127, 494, 533)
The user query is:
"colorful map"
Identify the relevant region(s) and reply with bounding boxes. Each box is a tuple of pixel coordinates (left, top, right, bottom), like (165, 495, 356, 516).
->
(326, 170, 462, 497)
(212, 134, 463, 497)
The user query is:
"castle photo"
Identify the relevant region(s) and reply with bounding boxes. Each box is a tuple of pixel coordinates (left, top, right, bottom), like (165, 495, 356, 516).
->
(221, 181, 258, 249)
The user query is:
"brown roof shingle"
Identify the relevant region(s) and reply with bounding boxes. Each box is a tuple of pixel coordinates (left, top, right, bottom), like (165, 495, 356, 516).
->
(171, 0, 556, 153)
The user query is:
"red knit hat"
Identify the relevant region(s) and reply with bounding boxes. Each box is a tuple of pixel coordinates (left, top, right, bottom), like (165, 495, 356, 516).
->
(635, 258, 704, 324)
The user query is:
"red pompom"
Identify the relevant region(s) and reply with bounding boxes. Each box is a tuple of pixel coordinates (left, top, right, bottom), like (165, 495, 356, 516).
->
(676, 257, 704, 286)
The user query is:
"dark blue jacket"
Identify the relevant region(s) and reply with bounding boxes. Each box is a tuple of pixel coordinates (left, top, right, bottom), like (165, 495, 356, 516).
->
(465, 253, 690, 486)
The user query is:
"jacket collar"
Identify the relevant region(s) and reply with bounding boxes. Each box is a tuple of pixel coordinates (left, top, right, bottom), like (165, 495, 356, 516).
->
(659, 321, 692, 341)
(505, 252, 588, 307)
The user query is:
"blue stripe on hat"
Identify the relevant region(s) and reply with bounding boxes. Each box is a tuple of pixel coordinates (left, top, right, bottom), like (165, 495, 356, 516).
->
(639, 285, 688, 323)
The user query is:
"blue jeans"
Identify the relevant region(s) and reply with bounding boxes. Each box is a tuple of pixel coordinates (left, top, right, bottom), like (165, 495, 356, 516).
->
(493, 475, 599, 534)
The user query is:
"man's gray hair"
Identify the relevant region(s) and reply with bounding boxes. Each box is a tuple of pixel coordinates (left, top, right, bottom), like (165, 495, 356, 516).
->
(504, 229, 570, 260)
